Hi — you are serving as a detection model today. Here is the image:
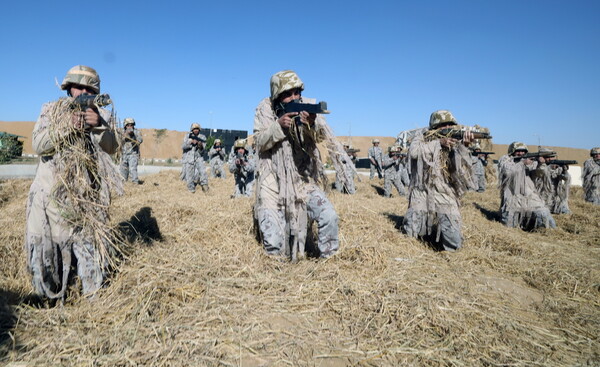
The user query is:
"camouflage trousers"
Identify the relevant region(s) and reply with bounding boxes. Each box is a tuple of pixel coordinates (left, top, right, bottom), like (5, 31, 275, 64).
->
(232, 173, 254, 197)
(403, 210, 462, 252)
(257, 189, 339, 258)
(120, 153, 140, 183)
(211, 162, 226, 178)
(502, 208, 556, 230)
(370, 164, 382, 179)
(184, 160, 208, 192)
(474, 173, 486, 192)
(27, 235, 105, 298)
(384, 174, 406, 197)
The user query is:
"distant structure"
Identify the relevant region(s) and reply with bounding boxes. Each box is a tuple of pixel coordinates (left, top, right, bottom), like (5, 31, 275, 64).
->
(199, 128, 247, 152)
(0, 131, 24, 163)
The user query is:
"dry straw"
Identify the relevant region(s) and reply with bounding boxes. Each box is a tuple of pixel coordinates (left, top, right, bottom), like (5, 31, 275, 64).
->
(0, 170, 598, 366)
(47, 98, 124, 267)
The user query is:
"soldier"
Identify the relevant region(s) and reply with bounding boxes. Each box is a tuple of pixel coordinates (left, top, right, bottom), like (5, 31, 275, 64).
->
(333, 146, 357, 194)
(208, 138, 227, 178)
(403, 110, 475, 252)
(368, 138, 383, 179)
(582, 147, 600, 205)
(253, 70, 339, 260)
(25, 65, 120, 299)
(498, 142, 556, 229)
(532, 148, 571, 214)
(382, 145, 407, 198)
(470, 143, 487, 192)
(181, 123, 209, 193)
(120, 117, 143, 184)
(228, 138, 255, 197)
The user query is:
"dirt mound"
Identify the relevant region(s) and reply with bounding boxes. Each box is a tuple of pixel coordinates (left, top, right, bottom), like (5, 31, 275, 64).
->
(0, 172, 598, 365)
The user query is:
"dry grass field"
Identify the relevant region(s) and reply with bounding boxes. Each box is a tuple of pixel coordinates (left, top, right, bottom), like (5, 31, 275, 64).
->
(0, 171, 599, 366)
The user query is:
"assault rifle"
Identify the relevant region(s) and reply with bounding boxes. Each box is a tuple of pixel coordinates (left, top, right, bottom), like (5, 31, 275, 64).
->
(71, 93, 112, 109)
(436, 128, 492, 140)
(188, 133, 205, 147)
(548, 160, 578, 166)
(279, 100, 330, 116)
(472, 151, 495, 156)
(513, 151, 556, 162)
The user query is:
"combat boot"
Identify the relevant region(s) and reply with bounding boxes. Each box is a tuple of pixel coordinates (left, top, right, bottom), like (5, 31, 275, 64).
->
(201, 185, 209, 193)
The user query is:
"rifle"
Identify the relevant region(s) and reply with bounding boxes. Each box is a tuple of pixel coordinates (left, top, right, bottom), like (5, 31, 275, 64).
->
(277, 100, 330, 147)
(188, 133, 205, 144)
(548, 160, 578, 166)
(71, 93, 112, 110)
(514, 151, 556, 162)
(373, 160, 383, 179)
(279, 100, 330, 116)
(436, 128, 492, 140)
(473, 151, 495, 156)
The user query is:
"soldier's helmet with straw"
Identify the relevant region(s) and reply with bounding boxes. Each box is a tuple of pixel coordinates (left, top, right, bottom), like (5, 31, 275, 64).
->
(590, 147, 600, 157)
(123, 118, 135, 127)
(270, 70, 304, 101)
(429, 110, 458, 130)
(508, 142, 528, 155)
(61, 65, 100, 94)
(190, 123, 201, 131)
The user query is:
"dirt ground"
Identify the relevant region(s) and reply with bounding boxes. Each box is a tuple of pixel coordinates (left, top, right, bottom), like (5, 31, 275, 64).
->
(0, 169, 598, 366)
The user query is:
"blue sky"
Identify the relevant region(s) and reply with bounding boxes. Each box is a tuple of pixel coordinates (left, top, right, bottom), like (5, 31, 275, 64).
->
(1, 0, 598, 149)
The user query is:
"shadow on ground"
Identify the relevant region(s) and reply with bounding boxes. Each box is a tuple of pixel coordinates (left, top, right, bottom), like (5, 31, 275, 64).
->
(118, 206, 163, 245)
(473, 203, 503, 222)
(371, 184, 385, 197)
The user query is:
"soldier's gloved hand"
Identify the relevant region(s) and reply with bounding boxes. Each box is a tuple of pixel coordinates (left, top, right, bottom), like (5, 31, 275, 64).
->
(278, 112, 298, 129)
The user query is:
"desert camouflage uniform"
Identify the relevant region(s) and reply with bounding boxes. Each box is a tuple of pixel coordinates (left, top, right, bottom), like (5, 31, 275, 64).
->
(181, 133, 208, 192)
(334, 150, 357, 194)
(382, 152, 407, 197)
(403, 129, 474, 251)
(228, 145, 255, 197)
(498, 153, 556, 229)
(209, 144, 227, 178)
(403, 111, 475, 251)
(120, 125, 143, 183)
(582, 154, 600, 205)
(25, 101, 118, 299)
(254, 92, 338, 259)
(533, 162, 571, 214)
(368, 144, 383, 179)
(471, 155, 487, 192)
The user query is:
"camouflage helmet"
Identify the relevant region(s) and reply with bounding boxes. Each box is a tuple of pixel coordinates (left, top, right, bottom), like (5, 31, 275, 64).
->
(214, 139, 221, 144)
(270, 70, 304, 101)
(190, 123, 201, 131)
(372, 139, 380, 144)
(590, 147, 600, 156)
(538, 147, 556, 157)
(470, 143, 481, 151)
(123, 117, 135, 126)
(429, 110, 458, 130)
(234, 139, 247, 149)
(508, 141, 528, 155)
(60, 65, 100, 94)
